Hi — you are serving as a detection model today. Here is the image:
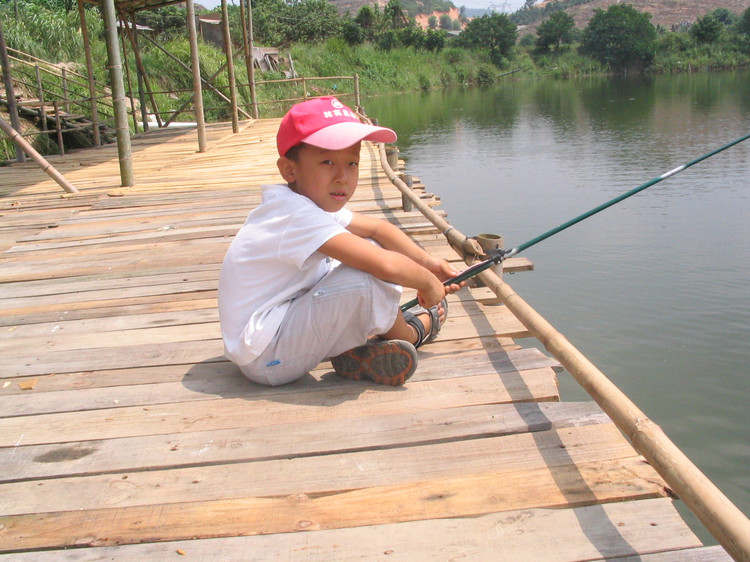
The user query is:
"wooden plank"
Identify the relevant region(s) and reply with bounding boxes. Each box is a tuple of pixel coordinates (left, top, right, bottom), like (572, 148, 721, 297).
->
(0, 336, 520, 396)
(0, 294, 218, 327)
(0, 348, 559, 415)
(0, 498, 700, 562)
(0, 305, 530, 377)
(0, 369, 560, 447)
(0, 402, 609, 482)
(0, 456, 667, 552)
(0, 296, 527, 355)
(0, 344, 556, 396)
(0, 423, 643, 515)
(605, 546, 732, 561)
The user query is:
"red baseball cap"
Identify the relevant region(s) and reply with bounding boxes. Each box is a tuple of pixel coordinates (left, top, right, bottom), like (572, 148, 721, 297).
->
(276, 96, 397, 157)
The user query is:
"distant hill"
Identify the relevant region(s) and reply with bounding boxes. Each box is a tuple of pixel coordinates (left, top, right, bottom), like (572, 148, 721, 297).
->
(524, 0, 750, 30)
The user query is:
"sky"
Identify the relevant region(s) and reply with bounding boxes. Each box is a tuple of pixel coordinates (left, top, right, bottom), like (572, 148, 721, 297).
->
(197, 0, 527, 13)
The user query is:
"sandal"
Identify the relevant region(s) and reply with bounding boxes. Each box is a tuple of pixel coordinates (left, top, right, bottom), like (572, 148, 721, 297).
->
(331, 339, 418, 386)
(402, 298, 447, 349)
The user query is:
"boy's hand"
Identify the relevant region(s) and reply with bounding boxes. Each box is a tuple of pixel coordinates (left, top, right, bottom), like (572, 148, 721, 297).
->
(425, 257, 466, 296)
(415, 257, 467, 308)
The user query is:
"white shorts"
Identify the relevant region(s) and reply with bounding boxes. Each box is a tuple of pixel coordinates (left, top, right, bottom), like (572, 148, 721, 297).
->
(240, 263, 402, 386)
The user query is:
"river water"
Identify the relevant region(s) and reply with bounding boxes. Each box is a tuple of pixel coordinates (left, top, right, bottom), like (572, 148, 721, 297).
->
(365, 71, 750, 544)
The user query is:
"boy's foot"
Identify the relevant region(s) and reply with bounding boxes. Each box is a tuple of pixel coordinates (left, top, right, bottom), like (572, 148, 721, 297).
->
(403, 298, 448, 348)
(331, 339, 418, 386)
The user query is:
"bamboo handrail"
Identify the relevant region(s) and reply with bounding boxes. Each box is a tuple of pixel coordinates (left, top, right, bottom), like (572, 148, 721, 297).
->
(377, 142, 750, 562)
(7, 54, 114, 109)
(6, 47, 109, 92)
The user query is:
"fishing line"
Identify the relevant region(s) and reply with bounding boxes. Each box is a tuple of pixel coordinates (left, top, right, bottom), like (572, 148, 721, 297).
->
(400, 131, 750, 313)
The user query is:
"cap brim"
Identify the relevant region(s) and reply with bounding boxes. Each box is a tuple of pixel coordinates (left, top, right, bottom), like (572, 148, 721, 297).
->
(301, 121, 397, 150)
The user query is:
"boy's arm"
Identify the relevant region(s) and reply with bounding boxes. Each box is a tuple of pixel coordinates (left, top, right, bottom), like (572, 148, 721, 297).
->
(318, 213, 461, 309)
(345, 212, 459, 283)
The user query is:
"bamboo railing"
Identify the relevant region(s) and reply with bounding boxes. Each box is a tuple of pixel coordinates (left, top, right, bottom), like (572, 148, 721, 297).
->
(377, 142, 750, 562)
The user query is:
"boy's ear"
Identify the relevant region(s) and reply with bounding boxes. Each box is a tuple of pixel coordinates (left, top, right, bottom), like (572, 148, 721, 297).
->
(276, 156, 297, 183)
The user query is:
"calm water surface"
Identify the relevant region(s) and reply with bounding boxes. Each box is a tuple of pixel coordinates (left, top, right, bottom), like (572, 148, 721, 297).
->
(365, 71, 750, 543)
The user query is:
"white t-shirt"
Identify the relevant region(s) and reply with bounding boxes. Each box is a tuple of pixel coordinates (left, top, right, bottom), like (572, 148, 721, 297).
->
(218, 184, 353, 367)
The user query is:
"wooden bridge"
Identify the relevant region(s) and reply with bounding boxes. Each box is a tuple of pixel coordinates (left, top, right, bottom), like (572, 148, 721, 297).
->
(0, 119, 735, 559)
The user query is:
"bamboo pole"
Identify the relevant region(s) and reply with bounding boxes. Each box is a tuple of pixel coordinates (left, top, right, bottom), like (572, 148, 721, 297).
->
(118, 12, 162, 128)
(240, 0, 258, 119)
(377, 142, 750, 562)
(0, 117, 78, 193)
(220, 0, 239, 133)
(185, 0, 206, 152)
(0, 14, 26, 162)
(77, 0, 101, 146)
(53, 101, 64, 155)
(62, 68, 70, 114)
(119, 15, 140, 134)
(35, 65, 48, 132)
(101, 0, 133, 187)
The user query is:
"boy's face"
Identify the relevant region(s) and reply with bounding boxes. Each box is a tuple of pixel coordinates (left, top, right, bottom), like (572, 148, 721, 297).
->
(277, 142, 361, 213)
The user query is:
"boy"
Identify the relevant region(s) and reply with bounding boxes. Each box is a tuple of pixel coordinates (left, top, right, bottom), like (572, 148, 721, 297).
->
(218, 96, 463, 387)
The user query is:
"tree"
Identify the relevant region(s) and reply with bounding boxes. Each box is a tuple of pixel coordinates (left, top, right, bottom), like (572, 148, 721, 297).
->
(740, 7, 750, 36)
(439, 14, 452, 30)
(459, 12, 517, 66)
(355, 5, 379, 35)
(580, 4, 656, 71)
(690, 14, 723, 44)
(384, 0, 408, 30)
(535, 10, 575, 51)
(710, 8, 738, 27)
(738, 7, 750, 52)
(428, 15, 437, 29)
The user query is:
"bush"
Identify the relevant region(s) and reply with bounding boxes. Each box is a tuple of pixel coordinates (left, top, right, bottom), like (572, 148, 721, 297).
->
(656, 32, 693, 52)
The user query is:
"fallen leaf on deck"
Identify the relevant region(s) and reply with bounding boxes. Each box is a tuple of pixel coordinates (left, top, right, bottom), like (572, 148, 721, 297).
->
(18, 379, 38, 390)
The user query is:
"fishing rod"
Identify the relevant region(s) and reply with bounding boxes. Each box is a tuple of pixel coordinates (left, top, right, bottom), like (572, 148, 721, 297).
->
(401, 131, 750, 313)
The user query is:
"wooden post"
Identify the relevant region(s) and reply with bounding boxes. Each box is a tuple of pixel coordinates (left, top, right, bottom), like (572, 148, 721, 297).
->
(0, 117, 78, 193)
(102, 0, 134, 187)
(354, 73, 361, 109)
(240, 0, 258, 119)
(61, 69, 70, 114)
(77, 0, 101, 146)
(119, 16, 140, 134)
(221, 0, 239, 133)
(185, 0, 207, 152)
(35, 65, 48, 132)
(119, 12, 162, 128)
(53, 101, 64, 155)
(0, 14, 26, 162)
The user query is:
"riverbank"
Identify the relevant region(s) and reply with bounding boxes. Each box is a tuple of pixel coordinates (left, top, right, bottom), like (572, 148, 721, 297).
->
(291, 38, 750, 94)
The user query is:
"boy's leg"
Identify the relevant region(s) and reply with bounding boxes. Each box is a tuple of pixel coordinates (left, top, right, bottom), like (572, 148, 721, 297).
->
(380, 302, 446, 344)
(244, 264, 401, 386)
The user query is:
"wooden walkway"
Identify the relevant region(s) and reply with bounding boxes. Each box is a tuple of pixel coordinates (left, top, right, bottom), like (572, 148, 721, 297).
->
(0, 120, 730, 560)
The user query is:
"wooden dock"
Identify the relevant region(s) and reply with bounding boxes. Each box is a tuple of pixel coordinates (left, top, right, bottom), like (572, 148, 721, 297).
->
(0, 120, 730, 560)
